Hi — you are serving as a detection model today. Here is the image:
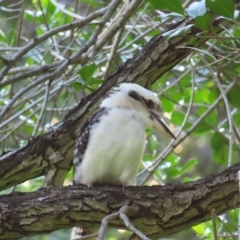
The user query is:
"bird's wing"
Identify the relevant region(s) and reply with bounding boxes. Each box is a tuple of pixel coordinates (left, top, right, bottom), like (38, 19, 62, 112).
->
(73, 107, 109, 171)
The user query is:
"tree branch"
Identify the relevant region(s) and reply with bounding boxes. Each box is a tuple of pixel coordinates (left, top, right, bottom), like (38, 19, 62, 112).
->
(0, 162, 239, 239)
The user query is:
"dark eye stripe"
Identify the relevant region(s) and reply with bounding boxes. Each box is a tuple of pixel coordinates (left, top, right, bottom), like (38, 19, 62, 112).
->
(128, 90, 142, 102)
(128, 90, 156, 109)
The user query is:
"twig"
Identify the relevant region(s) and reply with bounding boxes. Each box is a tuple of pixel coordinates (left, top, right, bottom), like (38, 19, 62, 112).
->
(32, 80, 51, 137)
(119, 212, 150, 240)
(97, 206, 149, 240)
(15, 0, 25, 47)
(98, 212, 119, 240)
(103, 26, 124, 79)
(211, 209, 218, 240)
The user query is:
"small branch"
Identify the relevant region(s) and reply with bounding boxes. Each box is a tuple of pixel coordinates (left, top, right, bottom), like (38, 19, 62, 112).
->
(211, 209, 218, 240)
(103, 27, 124, 79)
(32, 80, 51, 137)
(98, 212, 119, 240)
(119, 206, 150, 240)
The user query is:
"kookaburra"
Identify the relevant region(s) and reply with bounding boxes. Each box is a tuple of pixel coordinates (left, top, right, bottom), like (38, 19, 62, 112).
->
(73, 83, 176, 187)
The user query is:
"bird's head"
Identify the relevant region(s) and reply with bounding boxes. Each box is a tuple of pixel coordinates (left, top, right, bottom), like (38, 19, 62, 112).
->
(101, 83, 176, 139)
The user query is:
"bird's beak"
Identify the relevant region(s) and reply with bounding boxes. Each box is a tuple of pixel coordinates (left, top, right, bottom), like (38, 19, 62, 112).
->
(150, 110, 176, 140)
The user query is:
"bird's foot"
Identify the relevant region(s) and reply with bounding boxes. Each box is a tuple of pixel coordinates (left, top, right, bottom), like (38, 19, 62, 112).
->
(86, 183, 93, 189)
(121, 183, 128, 189)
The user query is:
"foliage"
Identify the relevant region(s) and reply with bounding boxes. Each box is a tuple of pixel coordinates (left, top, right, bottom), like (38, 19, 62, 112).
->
(0, 0, 239, 239)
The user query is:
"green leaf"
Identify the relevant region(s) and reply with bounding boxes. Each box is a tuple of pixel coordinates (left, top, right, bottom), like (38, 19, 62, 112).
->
(210, 132, 228, 151)
(206, 0, 234, 19)
(195, 13, 212, 30)
(148, 0, 184, 15)
(183, 88, 193, 103)
(183, 177, 192, 182)
(233, 112, 240, 126)
(178, 158, 198, 175)
(227, 87, 240, 107)
(167, 91, 183, 102)
(87, 77, 103, 85)
(193, 121, 211, 134)
(78, 63, 97, 81)
(61, 91, 69, 100)
(24, 10, 43, 24)
(208, 87, 219, 103)
(199, 88, 210, 103)
(171, 111, 185, 126)
(233, 26, 240, 37)
(189, 37, 197, 45)
(0, 29, 5, 42)
(7, 29, 16, 46)
(213, 145, 228, 164)
(192, 223, 206, 236)
(161, 98, 174, 112)
(46, 0, 56, 17)
(149, 135, 157, 152)
(198, 107, 217, 125)
(70, 81, 82, 90)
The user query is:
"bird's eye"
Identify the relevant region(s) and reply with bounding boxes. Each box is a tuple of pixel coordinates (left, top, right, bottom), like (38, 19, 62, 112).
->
(145, 99, 154, 109)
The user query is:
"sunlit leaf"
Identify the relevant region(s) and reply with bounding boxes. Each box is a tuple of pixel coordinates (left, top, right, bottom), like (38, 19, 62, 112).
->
(194, 13, 212, 30)
(178, 158, 198, 176)
(148, 0, 184, 15)
(233, 112, 240, 126)
(206, 0, 234, 19)
(186, 0, 206, 18)
(213, 145, 229, 164)
(70, 81, 82, 90)
(78, 63, 97, 81)
(161, 98, 174, 112)
(171, 111, 185, 126)
(211, 132, 228, 150)
(227, 87, 240, 107)
(192, 223, 206, 236)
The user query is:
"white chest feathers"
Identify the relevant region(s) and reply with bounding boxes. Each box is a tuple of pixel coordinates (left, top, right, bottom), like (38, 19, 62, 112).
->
(74, 108, 147, 186)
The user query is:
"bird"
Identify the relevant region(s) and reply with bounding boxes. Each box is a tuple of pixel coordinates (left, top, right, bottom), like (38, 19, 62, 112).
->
(73, 83, 176, 187)
(71, 83, 176, 239)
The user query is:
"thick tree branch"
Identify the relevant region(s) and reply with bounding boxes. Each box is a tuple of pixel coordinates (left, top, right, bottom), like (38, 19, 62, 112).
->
(0, 15, 239, 191)
(0, 162, 239, 239)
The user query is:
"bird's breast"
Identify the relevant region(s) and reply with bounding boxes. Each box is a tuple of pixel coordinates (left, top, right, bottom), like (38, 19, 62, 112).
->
(76, 108, 146, 186)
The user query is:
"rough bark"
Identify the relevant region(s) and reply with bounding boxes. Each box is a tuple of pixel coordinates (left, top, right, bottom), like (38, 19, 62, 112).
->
(0, 15, 238, 191)
(0, 161, 239, 239)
